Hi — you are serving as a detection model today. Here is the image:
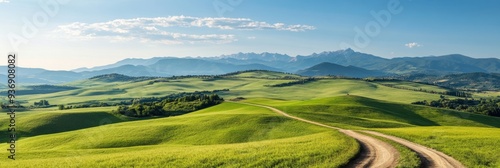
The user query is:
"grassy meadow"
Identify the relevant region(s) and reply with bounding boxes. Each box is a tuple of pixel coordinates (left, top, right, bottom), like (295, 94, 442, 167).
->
(2, 71, 500, 167)
(244, 96, 500, 129)
(378, 127, 500, 168)
(20, 76, 451, 106)
(0, 102, 358, 167)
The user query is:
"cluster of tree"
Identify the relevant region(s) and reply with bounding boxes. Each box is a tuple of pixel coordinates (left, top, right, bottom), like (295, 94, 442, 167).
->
(57, 90, 229, 111)
(147, 79, 170, 85)
(264, 78, 317, 87)
(412, 96, 500, 117)
(33, 100, 50, 107)
(58, 102, 112, 110)
(130, 90, 229, 105)
(114, 94, 224, 117)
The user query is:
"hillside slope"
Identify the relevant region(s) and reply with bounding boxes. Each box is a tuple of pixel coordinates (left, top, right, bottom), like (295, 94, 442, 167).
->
(297, 62, 387, 78)
(244, 96, 500, 129)
(1, 103, 358, 167)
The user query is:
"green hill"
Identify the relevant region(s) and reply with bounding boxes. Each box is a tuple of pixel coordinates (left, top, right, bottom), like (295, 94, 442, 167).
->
(0, 107, 127, 142)
(19, 76, 455, 107)
(244, 95, 500, 129)
(0, 103, 358, 167)
(7, 71, 500, 167)
(243, 96, 500, 167)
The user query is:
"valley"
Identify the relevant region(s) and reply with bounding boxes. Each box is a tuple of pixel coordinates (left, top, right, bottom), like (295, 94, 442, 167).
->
(3, 1, 498, 167)
(1, 70, 499, 167)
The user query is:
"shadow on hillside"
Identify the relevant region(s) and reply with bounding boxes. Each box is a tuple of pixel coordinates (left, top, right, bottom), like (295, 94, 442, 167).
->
(0, 112, 126, 142)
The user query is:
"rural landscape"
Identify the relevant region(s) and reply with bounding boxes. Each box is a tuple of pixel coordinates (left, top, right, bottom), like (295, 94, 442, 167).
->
(1, 53, 500, 167)
(1, 0, 499, 167)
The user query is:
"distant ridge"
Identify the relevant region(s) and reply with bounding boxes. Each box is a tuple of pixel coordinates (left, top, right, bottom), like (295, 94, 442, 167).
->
(4, 49, 499, 84)
(297, 62, 387, 78)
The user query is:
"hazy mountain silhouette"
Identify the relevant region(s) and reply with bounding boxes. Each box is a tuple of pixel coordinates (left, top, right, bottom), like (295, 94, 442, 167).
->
(5, 49, 499, 84)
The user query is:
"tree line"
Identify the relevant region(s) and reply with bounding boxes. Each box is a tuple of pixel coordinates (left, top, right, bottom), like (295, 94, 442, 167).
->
(57, 90, 229, 110)
(412, 96, 500, 117)
(114, 94, 224, 117)
(264, 78, 317, 87)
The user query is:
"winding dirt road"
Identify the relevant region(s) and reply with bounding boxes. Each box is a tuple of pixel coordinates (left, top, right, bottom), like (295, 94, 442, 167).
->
(235, 102, 465, 168)
(362, 131, 465, 168)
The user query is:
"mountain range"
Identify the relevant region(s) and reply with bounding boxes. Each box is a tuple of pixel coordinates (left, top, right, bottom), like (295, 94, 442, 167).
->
(1, 49, 499, 84)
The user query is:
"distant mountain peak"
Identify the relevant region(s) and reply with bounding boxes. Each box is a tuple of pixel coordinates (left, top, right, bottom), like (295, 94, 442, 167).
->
(343, 48, 355, 53)
(316, 48, 357, 56)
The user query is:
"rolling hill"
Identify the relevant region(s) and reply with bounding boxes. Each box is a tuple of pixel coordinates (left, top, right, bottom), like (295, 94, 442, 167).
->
(242, 95, 500, 167)
(0, 102, 358, 167)
(296, 62, 387, 78)
(2, 70, 500, 167)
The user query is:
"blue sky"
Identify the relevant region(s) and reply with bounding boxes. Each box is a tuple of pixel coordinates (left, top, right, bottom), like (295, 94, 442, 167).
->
(0, 0, 499, 70)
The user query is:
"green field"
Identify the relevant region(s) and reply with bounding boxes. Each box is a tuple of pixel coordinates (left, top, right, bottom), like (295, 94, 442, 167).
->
(378, 127, 500, 167)
(474, 91, 500, 98)
(373, 81, 451, 93)
(0, 107, 126, 142)
(244, 96, 500, 129)
(20, 76, 451, 106)
(0, 102, 358, 167)
(240, 92, 500, 167)
(3, 71, 500, 167)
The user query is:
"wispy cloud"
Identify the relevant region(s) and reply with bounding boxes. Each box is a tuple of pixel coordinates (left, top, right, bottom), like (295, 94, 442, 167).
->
(405, 42, 422, 48)
(0, 0, 10, 3)
(53, 16, 315, 44)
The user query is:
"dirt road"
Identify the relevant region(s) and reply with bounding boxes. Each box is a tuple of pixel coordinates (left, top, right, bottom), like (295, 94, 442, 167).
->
(236, 102, 465, 168)
(239, 102, 399, 168)
(363, 131, 465, 168)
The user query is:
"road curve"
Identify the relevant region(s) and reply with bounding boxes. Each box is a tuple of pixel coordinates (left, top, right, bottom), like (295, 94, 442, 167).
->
(236, 102, 399, 168)
(235, 102, 466, 168)
(363, 131, 465, 168)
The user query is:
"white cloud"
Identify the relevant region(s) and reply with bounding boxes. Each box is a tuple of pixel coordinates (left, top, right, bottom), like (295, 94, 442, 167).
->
(0, 0, 10, 3)
(53, 16, 315, 45)
(405, 42, 422, 48)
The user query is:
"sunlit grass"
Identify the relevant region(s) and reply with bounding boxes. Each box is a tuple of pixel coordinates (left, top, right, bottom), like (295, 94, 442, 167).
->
(0, 102, 358, 167)
(19, 75, 454, 106)
(377, 127, 500, 168)
(1, 132, 357, 168)
(244, 96, 500, 129)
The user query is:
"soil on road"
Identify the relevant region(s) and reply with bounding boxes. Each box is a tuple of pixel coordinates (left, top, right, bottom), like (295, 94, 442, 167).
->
(235, 102, 466, 168)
